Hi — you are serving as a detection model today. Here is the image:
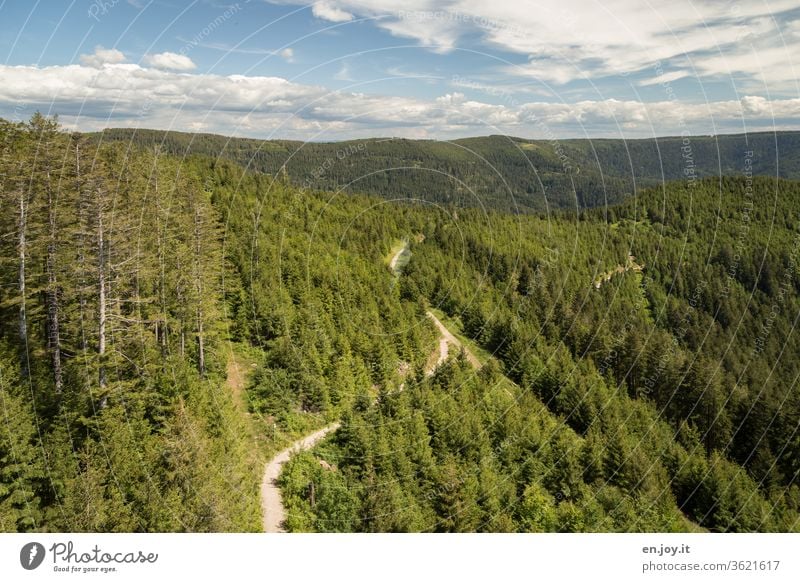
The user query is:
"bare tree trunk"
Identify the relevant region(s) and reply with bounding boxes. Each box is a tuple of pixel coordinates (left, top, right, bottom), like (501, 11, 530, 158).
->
(45, 173, 63, 394)
(155, 173, 168, 358)
(17, 189, 28, 377)
(98, 211, 107, 405)
(76, 145, 89, 354)
(176, 252, 185, 358)
(197, 315, 205, 376)
(194, 207, 205, 377)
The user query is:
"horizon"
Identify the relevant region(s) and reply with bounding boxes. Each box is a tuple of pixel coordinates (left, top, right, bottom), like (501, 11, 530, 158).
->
(5, 0, 800, 567)
(87, 124, 800, 144)
(2, 2, 799, 141)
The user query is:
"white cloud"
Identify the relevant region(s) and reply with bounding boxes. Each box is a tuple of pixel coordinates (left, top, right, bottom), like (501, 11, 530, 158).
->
(2, 60, 799, 140)
(333, 62, 354, 81)
(180, 41, 298, 62)
(276, 0, 800, 89)
(519, 97, 800, 129)
(381, 14, 461, 52)
(638, 70, 693, 87)
(312, 1, 353, 22)
(79, 46, 126, 68)
(143, 52, 197, 71)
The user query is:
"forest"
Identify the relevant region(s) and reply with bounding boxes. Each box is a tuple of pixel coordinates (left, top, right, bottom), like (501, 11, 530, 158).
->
(280, 176, 800, 532)
(95, 127, 800, 212)
(1, 115, 799, 532)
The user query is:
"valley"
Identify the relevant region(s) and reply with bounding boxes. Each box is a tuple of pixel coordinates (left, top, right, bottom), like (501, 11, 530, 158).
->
(1, 116, 799, 533)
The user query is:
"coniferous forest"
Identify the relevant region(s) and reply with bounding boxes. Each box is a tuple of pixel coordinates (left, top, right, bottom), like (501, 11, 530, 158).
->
(2, 115, 800, 532)
(95, 128, 800, 213)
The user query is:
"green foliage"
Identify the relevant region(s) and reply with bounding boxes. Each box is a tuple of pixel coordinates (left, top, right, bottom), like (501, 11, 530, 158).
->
(4, 115, 800, 533)
(0, 117, 259, 531)
(0, 344, 44, 531)
(282, 175, 800, 532)
(94, 128, 800, 212)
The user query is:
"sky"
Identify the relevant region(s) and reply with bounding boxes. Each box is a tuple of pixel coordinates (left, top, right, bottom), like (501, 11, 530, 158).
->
(1, 0, 799, 140)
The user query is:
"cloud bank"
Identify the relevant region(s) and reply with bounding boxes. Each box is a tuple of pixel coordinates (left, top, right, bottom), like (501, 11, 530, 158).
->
(2, 47, 798, 140)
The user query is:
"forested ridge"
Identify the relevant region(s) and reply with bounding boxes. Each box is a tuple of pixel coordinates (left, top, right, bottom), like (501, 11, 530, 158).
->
(2, 116, 800, 532)
(95, 127, 800, 212)
(0, 115, 436, 531)
(0, 115, 263, 531)
(279, 176, 800, 532)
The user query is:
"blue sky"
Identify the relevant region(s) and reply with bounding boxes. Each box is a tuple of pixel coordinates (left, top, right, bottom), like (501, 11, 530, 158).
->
(1, 0, 799, 140)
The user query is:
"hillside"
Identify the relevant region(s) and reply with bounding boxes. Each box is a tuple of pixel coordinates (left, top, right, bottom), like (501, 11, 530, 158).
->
(95, 127, 800, 212)
(279, 175, 800, 532)
(0, 115, 437, 531)
(2, 115, 799, 533)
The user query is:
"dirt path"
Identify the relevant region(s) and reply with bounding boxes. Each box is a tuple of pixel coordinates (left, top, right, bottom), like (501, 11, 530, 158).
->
(594, 253, 644, 289)
(259, 313, 466, 532)
(433, 337, 449, 371)
(261, 422, 341, 532)
(426, 311, 482, 369)
(388, 239, 410, 276)
(259, 244, 479, 532)
(389, 245, 404, 271)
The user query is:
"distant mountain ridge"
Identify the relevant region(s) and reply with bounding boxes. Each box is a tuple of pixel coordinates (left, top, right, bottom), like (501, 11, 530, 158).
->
(94, 128, 800, 212)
